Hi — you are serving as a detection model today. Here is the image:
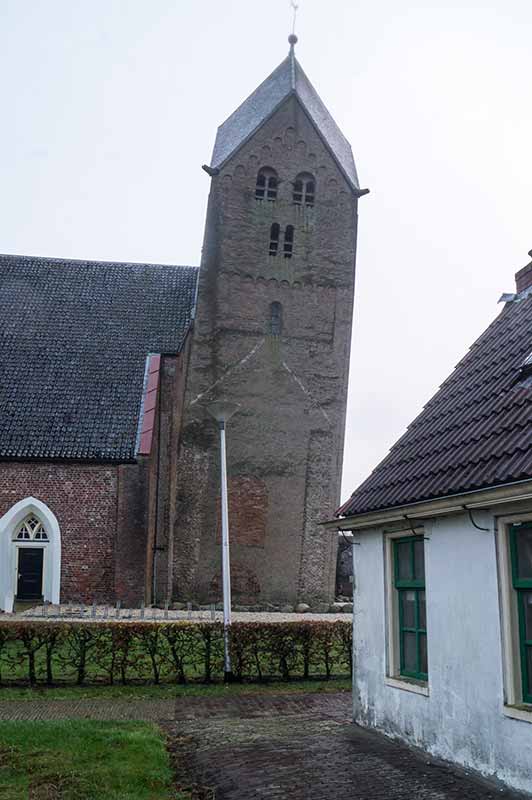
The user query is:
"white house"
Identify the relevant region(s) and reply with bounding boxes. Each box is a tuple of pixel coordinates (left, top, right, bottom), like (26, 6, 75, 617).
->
(333, 252, 532, 795)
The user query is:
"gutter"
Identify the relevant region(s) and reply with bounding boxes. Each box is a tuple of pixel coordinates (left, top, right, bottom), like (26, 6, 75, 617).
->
(321, 479, 532, 532)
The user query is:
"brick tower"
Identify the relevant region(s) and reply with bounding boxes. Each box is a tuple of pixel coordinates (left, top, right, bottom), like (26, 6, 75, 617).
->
(173, 37, 365, 605)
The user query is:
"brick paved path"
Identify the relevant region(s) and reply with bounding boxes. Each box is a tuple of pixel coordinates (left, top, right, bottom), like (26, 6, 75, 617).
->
(0, 696, 175, 721)
(164, 693, 526, 800)
(0, 691, 527, 798)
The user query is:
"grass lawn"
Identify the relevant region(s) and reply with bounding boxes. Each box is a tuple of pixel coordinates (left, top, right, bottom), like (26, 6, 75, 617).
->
(0, 720, 189, 800)
(0, 677, 351, 702)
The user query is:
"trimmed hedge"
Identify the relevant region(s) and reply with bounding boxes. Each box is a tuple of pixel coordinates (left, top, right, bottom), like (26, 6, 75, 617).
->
(0, 620, 352, 686)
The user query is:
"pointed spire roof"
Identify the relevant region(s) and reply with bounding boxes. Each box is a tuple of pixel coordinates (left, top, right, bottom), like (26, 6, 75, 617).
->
(210, 41, 361, 193)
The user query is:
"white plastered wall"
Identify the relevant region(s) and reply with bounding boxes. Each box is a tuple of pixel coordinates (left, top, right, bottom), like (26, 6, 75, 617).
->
(0, 497, 61, 612)
(352, 507, 532, 795)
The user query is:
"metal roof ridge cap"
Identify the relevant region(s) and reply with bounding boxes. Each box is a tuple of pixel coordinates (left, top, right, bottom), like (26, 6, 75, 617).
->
(134, 355, 153, 457)
(290, 45, 296, 89)
(0, 253, 199, 270)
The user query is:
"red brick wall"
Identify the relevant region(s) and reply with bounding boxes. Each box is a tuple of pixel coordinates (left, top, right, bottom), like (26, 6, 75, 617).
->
(215, 476, 267, 548)
(0, 462, 118, 602)
(0, 461, 151, 604)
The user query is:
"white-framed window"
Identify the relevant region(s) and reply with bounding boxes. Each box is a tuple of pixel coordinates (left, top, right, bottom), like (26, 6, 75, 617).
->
(384, 529, 429, 695)
(496, 514, 532, 721)
(13, 515, 49, 541)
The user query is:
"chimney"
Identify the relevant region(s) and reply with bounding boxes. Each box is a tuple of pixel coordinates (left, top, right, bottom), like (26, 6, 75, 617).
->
(515, 249, 532, 293)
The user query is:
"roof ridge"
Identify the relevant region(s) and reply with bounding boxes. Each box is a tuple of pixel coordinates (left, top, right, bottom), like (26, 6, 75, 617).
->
(0, 253, 198, 271)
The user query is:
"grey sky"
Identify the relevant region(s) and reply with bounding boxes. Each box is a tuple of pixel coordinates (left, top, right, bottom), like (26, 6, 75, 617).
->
(2, 0, 531, 501)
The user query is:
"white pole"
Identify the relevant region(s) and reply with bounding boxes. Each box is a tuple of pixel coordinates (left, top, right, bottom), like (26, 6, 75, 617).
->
(219, 419, 233, 680)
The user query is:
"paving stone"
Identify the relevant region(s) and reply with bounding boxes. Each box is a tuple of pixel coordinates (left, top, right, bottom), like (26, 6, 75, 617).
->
(163, 694, 526, 800)
(0, 691, 527, 798)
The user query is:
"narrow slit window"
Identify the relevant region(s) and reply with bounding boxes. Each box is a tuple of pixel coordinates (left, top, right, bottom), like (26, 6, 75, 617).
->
(293, 173, 316, 207)
(256, 167, 278, 201)
(269, 223, 280, 256)
(283, 225, 294, 258)
(270, 302, 283, 336)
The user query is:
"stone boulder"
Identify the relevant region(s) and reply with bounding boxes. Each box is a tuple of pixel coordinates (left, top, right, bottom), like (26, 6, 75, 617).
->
(295, 603, 310, 613)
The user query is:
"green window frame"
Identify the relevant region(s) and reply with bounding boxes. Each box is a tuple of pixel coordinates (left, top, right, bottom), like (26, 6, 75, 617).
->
(393, 535, 428, 681)
(509, 523, 532, 704)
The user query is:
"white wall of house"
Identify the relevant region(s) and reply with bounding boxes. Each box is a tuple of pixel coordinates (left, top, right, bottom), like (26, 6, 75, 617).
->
(353, 507, 532, 795)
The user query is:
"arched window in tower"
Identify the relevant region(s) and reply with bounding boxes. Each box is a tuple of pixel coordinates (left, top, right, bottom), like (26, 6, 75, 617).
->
(283, 225, 294, 258)
(293, 172, 315, 206)
(270, 302, 283, 336)
(269, 223, 280, 256)
(256, 167, 278, 201)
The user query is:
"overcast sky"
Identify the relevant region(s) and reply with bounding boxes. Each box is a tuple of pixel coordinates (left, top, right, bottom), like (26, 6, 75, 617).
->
(2, 0, 531, 501)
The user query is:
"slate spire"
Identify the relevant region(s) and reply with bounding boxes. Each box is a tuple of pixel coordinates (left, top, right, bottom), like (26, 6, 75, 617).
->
(209, 40, 364, 195)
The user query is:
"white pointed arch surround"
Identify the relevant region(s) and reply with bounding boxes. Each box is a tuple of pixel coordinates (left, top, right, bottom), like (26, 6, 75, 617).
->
(0, 497, 61, 611)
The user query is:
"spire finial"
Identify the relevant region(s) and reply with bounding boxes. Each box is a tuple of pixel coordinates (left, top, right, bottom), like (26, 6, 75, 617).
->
(289, 1, 299, 49)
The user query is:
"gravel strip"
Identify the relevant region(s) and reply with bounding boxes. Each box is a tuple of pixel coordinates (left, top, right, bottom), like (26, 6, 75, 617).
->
(4, 605, 348, 623)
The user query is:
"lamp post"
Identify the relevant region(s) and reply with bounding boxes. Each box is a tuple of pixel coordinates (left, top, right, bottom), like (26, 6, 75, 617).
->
(206, 399, 240, 683)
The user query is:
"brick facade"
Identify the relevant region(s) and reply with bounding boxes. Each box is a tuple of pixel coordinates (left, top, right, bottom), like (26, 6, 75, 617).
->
(174, 94, 358, 605)
(0, 463, 118, 602)
(0, 61, 359, 609)
(0, 349, 188, 608)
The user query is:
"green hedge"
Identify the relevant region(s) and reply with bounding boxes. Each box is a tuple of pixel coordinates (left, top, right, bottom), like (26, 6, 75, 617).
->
(0, 620, 352, 687)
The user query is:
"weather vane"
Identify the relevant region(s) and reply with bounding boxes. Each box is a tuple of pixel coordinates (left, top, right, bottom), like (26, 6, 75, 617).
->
(290, 0, 299, 37)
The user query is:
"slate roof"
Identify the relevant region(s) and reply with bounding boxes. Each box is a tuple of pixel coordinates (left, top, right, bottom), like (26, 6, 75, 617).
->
(339, 291, 532, 517)
(210, 47, 360, 193)
(0, 254, 198, 462)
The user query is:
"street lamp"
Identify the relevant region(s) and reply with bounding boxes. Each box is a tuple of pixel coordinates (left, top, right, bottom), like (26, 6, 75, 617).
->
(206, 399, 240, 683)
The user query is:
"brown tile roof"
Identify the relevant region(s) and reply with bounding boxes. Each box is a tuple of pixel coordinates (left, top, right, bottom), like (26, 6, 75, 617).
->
(339, 292, 532, 518)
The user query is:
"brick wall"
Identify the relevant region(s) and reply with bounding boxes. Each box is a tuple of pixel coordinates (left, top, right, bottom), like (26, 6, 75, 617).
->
(115, 461, 149, 606)
(215, 476, 267, 548)
(0, 462, 117, 601)
(174, 93, 358, 604)
(0, 460, 151, 604)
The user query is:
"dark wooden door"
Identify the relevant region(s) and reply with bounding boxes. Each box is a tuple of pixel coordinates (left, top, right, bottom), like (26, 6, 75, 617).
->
(17, 548, 44, 600)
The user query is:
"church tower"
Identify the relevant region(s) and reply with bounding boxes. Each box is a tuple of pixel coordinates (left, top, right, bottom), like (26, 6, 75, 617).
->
(173, 37, 366, 605)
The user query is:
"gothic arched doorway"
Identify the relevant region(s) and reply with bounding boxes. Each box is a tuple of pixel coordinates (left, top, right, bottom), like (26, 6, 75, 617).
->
(0, 498, 61, 611)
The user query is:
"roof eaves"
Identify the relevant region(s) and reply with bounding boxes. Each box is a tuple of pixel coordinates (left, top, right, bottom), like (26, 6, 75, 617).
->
(330, 477, 532, 530)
